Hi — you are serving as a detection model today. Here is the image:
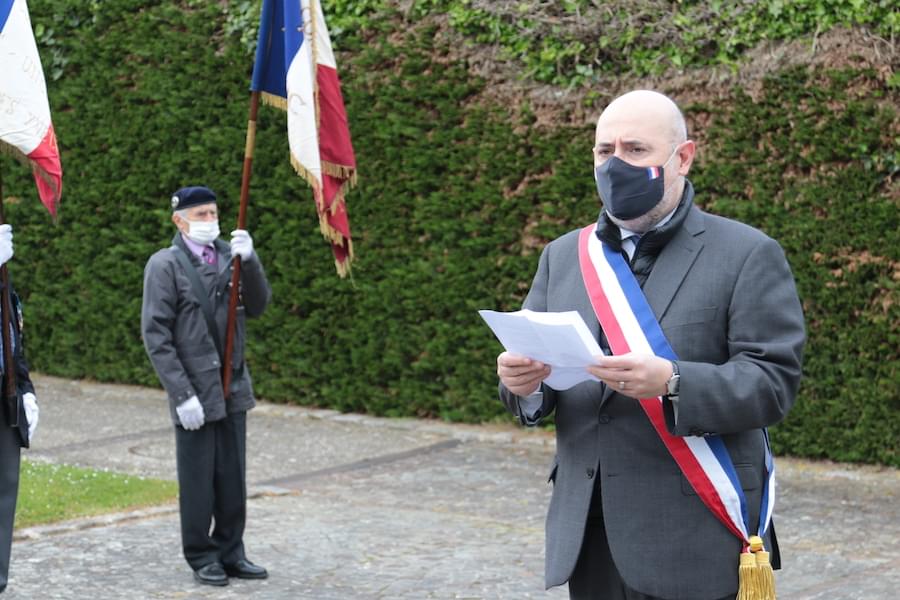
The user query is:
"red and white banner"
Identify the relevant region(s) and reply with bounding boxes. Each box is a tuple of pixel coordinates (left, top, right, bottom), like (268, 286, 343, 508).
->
(252, 0, 356, 276)
(0, 0, 62, 216)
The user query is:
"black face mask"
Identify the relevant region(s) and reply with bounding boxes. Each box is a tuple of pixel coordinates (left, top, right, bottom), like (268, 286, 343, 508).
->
(594, 152, 676, 220)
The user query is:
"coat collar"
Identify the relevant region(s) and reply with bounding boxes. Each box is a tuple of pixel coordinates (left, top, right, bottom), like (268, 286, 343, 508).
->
(172, 233, 232, 274)
(641, 202, 706, 323)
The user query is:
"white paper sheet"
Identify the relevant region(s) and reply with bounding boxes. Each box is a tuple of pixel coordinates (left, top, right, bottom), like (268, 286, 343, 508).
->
(479, 309, 603, 391)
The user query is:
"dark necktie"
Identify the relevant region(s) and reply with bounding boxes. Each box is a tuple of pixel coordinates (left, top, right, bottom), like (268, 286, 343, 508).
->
(201, 246, 216, 266)
(625, 233, 642, 260)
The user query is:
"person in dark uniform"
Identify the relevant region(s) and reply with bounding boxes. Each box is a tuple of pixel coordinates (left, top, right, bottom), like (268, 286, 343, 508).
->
(141, 186, 271, 587)
(0, 223, 39, 594)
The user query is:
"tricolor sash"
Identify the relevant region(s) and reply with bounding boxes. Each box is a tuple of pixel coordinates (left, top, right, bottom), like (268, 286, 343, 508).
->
(577, 224, 777, 598)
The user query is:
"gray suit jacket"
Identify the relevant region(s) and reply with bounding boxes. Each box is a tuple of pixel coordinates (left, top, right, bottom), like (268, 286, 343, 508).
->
(141, 233, 271, 426)
(500, 203, 805, 599)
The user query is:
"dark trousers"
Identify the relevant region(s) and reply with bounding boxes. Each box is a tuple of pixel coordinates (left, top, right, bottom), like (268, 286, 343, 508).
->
(568, 480, 731, 600)
(0, 425, 20, 593)
(174, 411, 247, 571)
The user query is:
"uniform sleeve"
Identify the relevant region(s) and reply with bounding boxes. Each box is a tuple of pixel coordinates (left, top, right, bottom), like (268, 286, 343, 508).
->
(238, 253, 271, 318)
(141, 253, 195, 404)
(12, 293, 35, 397)
(498, 243, 558, 426)
(663, 237, 806, 436)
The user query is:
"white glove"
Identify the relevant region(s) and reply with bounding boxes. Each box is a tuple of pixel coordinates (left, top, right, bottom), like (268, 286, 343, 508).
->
(23, 392, 38, 442)
(176, 395, 205, 430)
(230, 229, 254, 261)
(0, 224, 13, 266)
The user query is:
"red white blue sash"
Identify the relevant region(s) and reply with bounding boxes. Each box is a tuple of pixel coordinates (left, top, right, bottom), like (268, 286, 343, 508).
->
(577, 224, 775, 548)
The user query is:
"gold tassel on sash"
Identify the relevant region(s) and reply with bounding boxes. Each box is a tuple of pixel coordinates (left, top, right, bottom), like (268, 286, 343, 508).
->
(750, 535, 776, 599)
(738, 535, 777, 600)
(736, 552, 759, 600)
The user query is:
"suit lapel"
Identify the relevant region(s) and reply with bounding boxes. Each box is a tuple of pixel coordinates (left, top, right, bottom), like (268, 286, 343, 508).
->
(594, 206, 706, 408)
(642, 206, 705, 323)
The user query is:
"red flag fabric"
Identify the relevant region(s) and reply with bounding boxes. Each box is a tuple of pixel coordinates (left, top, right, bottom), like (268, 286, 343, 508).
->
(250, 0, 356, 276)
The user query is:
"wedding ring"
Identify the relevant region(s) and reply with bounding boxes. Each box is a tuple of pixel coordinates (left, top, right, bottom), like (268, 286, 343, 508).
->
(618, 381, 626, 390)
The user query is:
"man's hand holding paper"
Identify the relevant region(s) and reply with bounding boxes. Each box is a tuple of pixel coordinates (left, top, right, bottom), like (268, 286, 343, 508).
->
(585, 353, 673, 399)
(480, 309, 604, 391)
(496, 352, 551, 396)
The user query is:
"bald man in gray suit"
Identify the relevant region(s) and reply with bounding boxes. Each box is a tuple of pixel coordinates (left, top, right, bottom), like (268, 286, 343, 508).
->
(497, 91, 805, 600)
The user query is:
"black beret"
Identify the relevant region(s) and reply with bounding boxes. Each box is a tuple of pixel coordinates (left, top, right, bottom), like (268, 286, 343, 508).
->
(171, 186, 217, 211)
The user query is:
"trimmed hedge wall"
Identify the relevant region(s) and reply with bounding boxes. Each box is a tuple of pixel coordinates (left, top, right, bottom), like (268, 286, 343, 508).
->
(3, 3, 897, 465)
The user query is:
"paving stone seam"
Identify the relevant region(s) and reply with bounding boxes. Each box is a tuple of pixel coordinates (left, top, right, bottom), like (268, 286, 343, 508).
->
(257, 438, 463, 489)
(13, 488, 294, 543)
(14, 438, 468, 542)
(26, 401, 553, 460)
(28, 426, 172, 457)
(251, 403, 556, 448)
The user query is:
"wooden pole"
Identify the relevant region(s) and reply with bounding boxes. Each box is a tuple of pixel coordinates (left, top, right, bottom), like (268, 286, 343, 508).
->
(0, 162, 18, 425)
(222, 91, 260, 399)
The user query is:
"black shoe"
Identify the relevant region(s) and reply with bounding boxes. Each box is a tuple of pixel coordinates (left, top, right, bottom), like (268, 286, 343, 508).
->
(193, 562, 229, 586)
(224, 559, 268, 579)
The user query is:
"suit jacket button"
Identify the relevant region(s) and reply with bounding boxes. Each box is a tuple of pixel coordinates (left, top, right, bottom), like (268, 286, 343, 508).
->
(586, 468, 595, 479)
(598, 414, 610, 424)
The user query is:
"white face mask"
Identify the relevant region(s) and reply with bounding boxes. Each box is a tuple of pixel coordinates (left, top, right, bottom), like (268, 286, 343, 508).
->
(184, 219, 220, 245)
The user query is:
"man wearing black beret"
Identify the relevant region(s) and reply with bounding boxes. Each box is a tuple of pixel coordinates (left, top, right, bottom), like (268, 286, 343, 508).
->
(141, 186, 271, 587)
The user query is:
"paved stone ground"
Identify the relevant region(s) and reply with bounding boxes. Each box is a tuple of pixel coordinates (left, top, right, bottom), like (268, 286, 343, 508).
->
(4, 374, 899, 599)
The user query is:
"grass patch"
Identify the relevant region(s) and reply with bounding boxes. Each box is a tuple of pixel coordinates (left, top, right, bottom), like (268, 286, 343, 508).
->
(15, 461, 178, 529)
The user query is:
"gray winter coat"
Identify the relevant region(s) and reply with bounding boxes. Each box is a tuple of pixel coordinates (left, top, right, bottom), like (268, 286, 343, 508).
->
(141, 233, 271, 425)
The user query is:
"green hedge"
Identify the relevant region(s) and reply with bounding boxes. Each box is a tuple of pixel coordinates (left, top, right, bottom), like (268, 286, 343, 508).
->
(326, 0, 899, 86)
(2, 2, 896, 465)
(693, 68, 899, 465)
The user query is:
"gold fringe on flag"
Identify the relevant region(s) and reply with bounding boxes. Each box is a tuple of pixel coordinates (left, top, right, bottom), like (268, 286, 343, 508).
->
(288, 156, 357, 215)
(260, 91, 288, 111)
(322, 161, 358, 187)
(318, 214, 346, 244)
(319, 213, 353, 277)
(310, 0, 322, 129)
(289, 154, 323, 194)
(326, 181, 354, 216)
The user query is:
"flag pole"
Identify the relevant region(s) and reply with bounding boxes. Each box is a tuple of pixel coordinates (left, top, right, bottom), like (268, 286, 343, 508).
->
(0, 161, 18, 425)
(223, 91, 260, 399)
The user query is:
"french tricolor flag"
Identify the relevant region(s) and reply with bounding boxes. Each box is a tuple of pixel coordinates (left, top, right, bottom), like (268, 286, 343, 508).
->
(251, 0, 357, 276)
(645, 166, 661, 180)
(0, 0, 62, 217)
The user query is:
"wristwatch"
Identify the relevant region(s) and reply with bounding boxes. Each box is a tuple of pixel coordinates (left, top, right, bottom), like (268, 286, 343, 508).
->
(666, 361, 680, 398)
